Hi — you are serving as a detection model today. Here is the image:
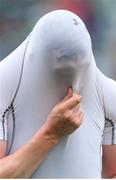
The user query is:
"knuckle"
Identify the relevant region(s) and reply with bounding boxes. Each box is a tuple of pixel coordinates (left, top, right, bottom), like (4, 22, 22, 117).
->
(80, 110, 83, 114)
(78, 103, 81, 108)
(78, 120, 83, 127)
(75, 118, 82, 127)
(78, 107, 83, 113)
(72, 96, 80, 106)
(54, 105, 65, 113)
(64, 110, 72, 119)
(75, 94, 80, 101)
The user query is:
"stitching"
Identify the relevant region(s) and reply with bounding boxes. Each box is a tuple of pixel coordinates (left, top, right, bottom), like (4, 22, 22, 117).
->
(105, 118, 115, 145)
(2, 106, 11, 140)
(1, 104, 16, 154)
(1, 32, 32, 153)
(6, 103, 15, 155)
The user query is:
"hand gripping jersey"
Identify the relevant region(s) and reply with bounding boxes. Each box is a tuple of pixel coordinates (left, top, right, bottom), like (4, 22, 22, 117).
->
(0, 10, 116, 178)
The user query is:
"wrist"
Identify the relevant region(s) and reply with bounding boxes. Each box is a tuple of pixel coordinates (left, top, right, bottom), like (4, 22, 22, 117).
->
(40, 125, 60, 145)
(34, 125, 60, 147)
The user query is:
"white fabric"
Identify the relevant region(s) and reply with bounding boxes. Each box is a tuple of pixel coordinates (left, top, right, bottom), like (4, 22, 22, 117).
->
(0, 10, 116, 178)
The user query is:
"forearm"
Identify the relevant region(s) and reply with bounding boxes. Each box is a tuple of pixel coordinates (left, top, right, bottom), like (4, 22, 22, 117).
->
(0, 127, 58, 178)
(102, 163, 115, 178)
(102, 173, 116, 179)
(0, 89, 82, 178)
(102, 145, 116, 179)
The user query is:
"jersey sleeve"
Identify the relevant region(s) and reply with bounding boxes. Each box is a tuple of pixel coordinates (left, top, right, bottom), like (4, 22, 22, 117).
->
(101, 75, 116, 145)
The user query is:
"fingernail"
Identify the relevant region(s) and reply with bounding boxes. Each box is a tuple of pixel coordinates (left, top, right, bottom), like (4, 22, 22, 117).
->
(69, 87, 72, 93)
(69, 86, 72, 90)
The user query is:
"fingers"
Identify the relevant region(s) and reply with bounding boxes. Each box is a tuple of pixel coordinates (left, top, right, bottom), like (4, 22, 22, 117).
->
(61, 87, 73, 102)
(72, 103, 81, 113)
(73, 111, 84, 127)
(78, 112, 84, 121)
(64, 109, 84, 128)
(62, 94, 82, 110)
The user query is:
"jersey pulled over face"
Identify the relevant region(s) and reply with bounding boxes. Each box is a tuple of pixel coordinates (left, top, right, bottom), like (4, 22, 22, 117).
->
(28, 10, 94, 92)
(1, 10, 115, 179)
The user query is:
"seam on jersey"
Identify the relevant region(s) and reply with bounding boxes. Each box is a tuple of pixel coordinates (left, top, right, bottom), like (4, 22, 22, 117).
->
(105, 118, 115, 145)
(2, 33, 32, 153)
(98, 72, 115, 145)
(97, 68, 106, 134)
(11, 33, 31, 105)
(6, 103, 15, 155)
(95, 70, 104, 114)
(1, 103, 15, 154)
(2, 106, 11, 140)
(98, 75, 106, 119)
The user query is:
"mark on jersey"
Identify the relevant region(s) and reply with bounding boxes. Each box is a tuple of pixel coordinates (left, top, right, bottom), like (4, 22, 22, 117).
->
(73, 19, 78, 26)
(73, 18, 88, 32)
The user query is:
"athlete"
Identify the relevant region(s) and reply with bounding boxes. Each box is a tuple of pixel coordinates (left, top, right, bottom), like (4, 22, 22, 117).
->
(0, 10, 116, 178)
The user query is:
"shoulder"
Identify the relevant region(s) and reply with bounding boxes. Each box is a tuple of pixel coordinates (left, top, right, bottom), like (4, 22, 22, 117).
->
(100, 73, 116, 119)
(98, 71, 116, 145)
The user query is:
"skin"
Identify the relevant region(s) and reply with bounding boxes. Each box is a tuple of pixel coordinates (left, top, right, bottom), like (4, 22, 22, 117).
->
(102, 145, 116, 178)
(0, 88, 84, 178)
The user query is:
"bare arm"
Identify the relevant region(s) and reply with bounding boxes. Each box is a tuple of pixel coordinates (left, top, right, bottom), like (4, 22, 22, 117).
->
(0, 89, 83, 178)
(0, 128, 58, 178)
(102, 145, 116, 178)
(0, 140, 7, 158)
(100, 73, 116, 178)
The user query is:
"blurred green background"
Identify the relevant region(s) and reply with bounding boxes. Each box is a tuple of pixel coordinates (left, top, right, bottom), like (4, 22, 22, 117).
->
(0, 0, 116, 79)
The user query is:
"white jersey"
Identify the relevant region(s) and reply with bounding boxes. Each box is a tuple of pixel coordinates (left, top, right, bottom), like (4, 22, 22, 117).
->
(0, 10, 116, 178)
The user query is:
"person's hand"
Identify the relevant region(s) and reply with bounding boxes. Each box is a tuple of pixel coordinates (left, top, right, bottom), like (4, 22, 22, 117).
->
(42, 88, 84, 142)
